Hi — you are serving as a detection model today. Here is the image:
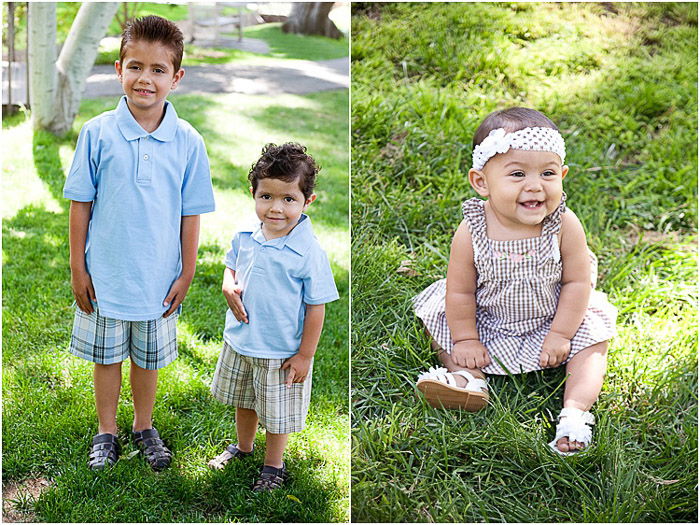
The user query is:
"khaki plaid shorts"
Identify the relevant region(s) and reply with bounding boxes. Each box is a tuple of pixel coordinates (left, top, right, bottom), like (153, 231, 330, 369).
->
(211, 342, 313, 434)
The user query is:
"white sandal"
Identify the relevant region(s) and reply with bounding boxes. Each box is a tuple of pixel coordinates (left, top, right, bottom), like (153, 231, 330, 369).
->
(548, 407, 595, 456)
(416, 366, 489, 411)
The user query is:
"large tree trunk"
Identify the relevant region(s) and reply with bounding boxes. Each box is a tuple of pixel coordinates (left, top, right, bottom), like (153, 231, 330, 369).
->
(28, 2, 119, 135)
(28, 2, 58, 130)
(281, 2, 342, 39)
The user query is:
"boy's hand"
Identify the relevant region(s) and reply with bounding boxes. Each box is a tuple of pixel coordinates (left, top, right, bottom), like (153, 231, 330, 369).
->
(71, 268, 96, 314)
(451, 339, 491, 369)
(162, 275, 192, 318)
(223, 286, 248, 323)
(281, 354, 312, 387)
(539, 331, 571, 368)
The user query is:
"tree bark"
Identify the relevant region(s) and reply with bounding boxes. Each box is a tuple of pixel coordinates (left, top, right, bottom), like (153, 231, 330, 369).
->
(28, 2, 58, 130)
(28, 2, 119, 135)
(281, 2, 342, 39)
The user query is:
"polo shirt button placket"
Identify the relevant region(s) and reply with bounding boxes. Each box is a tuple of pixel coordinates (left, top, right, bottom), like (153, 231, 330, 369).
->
(137, 136, 153, 184)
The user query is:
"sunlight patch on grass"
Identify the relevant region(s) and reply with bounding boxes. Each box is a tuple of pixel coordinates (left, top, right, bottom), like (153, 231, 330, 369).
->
(2, 119, 63, 218)
(200, 190, 254, 249)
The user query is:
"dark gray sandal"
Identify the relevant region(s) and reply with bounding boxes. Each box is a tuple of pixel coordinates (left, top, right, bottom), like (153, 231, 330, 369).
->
(131, 427, 172, 471)
(208, 443, 254, 470)
(88, 433, 121, 470)
(252, 463, 288, 492)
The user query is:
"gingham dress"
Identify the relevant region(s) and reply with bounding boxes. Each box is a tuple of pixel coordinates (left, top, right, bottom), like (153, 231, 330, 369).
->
(413, 196, 617, 375)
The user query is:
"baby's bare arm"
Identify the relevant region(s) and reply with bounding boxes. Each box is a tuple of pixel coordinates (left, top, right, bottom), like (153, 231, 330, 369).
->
(445, 221, 490, 368)
(551, 210, 591, 339)
(540, 210, 590, 367)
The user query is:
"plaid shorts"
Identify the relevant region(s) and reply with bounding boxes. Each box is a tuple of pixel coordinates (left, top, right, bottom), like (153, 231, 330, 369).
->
(211, 342, 313, 434)
(69, 302, 179, 370)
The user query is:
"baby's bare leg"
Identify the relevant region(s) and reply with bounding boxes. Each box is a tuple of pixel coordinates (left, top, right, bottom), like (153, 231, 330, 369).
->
(94, 362, 122, 435)
(558, 341, 609, 452)
(235, 407, 258, 453)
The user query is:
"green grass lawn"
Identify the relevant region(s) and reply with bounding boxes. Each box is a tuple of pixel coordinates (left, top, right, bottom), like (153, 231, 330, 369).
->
(2, 88, 349, 522)
(351, 2, 697, 523)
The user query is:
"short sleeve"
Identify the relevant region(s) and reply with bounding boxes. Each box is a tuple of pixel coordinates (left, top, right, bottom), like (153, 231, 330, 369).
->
(224, 232, 241, 270)
(302, 246, 339, 305)
(63, 125, 97, 202)
(181, 132, 215, 216)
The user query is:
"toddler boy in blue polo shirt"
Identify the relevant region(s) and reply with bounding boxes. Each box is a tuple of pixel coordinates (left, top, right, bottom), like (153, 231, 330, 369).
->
(209, 143, 339, 491)
(62, 16, 215, 471)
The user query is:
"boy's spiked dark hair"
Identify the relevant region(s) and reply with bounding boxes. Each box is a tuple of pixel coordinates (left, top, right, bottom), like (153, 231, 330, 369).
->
(120, 15, 184, 72)
(248, 143, 319, 200)
(473, 107, 559, 148)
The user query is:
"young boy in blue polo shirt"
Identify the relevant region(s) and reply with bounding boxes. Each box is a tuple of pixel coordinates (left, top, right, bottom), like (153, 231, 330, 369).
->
(208, 143, 338, 491)
(63, 16, 215, 471)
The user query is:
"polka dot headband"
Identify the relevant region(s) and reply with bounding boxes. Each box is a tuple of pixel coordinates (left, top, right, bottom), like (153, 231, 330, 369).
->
(471, 127, 566, 171)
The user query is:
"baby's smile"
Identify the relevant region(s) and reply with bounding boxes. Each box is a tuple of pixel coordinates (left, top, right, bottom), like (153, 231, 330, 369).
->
(519, 200, 544, 209)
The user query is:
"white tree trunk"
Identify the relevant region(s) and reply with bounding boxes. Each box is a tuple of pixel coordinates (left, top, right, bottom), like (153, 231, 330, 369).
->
(282, 2, 342, 39)
(28, 2, 58, 130)
(28, 2, 119, 135)
(54, 2, 120, 135)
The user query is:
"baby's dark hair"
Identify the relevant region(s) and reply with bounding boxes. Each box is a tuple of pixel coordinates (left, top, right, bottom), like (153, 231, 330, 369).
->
(120, 15, 184, 72)
(248, 143, 319, 200)
(473, 107, 559, 148)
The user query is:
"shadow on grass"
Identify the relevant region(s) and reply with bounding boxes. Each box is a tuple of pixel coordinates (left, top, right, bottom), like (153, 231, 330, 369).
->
(31, 422, 345, 522)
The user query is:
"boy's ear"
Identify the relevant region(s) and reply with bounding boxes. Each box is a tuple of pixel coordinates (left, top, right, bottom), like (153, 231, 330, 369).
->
(171, 68, 185, 90)
(115, 60, 122, 79)
(304, 194, 317, 208)
(468, 168, 489, 197)
(249, 186, 254, 195)
(561, 165, 569, 179)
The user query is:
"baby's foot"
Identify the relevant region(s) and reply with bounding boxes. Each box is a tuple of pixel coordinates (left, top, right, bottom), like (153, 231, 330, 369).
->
(549, 408, 595, 456)
(555, 436, 586, 453)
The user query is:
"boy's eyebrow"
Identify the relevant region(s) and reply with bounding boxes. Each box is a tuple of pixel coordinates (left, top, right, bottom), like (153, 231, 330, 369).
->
(124, 58, 170, 69)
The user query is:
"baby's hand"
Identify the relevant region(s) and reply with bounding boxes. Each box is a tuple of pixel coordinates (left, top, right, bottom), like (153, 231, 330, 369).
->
(451, 339, 491, 369)
(223, 284, 248, 323)
(539, 332, 571, 368)
(281, 353, 312, 387)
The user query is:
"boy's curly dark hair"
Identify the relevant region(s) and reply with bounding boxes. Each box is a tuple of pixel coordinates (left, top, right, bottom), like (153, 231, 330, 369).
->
(248, 143, 319, 200)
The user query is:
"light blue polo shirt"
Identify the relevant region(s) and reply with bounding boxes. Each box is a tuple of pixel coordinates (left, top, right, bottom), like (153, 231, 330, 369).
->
(63, 96, 216, 320)
(223, 214, 339, 358)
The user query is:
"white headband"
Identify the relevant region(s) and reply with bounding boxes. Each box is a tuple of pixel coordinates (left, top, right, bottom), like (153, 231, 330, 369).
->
(471, 127, 566, 171)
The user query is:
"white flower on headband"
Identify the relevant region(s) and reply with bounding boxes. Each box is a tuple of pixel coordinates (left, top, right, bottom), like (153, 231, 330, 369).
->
(474, 128, 510, 165)
(471, 126, 566, 171)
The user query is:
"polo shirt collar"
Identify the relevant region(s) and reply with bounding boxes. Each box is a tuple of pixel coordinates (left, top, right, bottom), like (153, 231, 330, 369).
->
(251, 214, 314, 255)
(115, 96, 178, 142)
